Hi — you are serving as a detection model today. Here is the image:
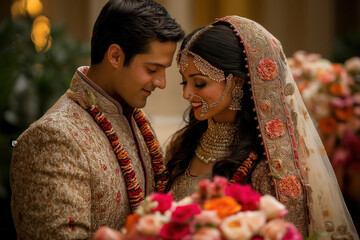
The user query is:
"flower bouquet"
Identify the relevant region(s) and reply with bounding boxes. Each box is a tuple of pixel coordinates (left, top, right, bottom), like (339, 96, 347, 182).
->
(121, 176, 302, 240)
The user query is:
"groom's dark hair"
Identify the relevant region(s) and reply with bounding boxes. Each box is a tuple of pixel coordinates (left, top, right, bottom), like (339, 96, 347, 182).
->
(90, 0, 184, 66)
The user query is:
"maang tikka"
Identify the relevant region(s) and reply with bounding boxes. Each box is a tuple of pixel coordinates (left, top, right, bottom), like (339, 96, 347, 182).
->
(177, 25, 234, 116)
(229, 79, 244, 111)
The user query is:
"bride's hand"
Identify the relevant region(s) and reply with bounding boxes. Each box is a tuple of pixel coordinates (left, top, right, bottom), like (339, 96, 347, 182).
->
(94, 226, 124, 240)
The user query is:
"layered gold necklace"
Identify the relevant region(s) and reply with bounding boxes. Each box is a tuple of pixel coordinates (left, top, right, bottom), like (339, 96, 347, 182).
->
(195, 118, 237, 164)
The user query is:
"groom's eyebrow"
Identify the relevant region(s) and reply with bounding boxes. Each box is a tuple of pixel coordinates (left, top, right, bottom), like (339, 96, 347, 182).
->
(145, 62, 171, 68)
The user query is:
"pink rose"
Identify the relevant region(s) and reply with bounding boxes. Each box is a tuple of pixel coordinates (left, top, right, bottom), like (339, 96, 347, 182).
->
(190, 210, 221, 232)
(210, 176, 228, 197)
(192, 227, 222, 240)
(282, 222, 303, 240)
(151, 193, 173, 214)
(171, 204, 201, 223)
(225, 184, 261, 211)
(136, 214, 163, 237)
(259, 195, 287, 219)
(198, 179, 211, 194)
(160, 222, 190, 240)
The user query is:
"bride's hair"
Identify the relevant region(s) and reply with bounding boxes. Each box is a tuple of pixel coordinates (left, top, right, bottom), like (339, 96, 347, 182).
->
(165, 23, 264, 191)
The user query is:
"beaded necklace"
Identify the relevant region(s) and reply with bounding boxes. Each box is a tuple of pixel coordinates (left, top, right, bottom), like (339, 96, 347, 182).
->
(67, 89, 168, 212)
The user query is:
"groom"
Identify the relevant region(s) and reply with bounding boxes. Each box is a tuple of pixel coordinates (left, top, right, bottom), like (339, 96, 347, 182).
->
(10, 0, 184, 239)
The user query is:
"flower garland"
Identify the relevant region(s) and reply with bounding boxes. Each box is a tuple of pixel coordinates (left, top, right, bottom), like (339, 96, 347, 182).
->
(67, 90, 168, 212)
(133, 109, 168, 193)
(230, 151, 258, 184)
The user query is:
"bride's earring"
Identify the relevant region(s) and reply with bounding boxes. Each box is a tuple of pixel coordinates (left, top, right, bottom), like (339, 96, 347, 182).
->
(229, 79, 244, 111)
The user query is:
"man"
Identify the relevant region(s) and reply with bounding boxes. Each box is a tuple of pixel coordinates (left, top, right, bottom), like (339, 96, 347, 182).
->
(10, 0, 184, 239)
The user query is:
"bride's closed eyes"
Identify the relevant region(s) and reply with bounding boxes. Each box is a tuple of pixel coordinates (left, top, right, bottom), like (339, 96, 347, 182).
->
(180, 78, 207, 89)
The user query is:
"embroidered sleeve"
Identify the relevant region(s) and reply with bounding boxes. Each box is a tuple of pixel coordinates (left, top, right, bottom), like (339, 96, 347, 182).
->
(10, 122, 91, 240)
(250, 158, 275, 196)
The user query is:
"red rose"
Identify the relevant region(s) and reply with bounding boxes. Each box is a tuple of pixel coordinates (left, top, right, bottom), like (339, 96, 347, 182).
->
(159, 222, 190, 240)
(171, 204, 201, 223)
(151, 193, 173, 214)
(225, 184, 261, 211)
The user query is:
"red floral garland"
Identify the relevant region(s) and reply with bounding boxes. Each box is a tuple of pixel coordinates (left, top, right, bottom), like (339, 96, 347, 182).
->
(230, 152, 258, 184)
(88, 105, 168, 212)
(133, 109, 168, 193)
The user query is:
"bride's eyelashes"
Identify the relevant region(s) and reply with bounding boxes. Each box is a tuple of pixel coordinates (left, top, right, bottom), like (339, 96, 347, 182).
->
(179, 81, 206, 89)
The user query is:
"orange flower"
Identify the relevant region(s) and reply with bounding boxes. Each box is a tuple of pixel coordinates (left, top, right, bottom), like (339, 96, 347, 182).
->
(203, 197, 241, 219)
(335, 106, 354, 121)
(328, 82, 344, 97)
(318, 116, 337, 135)
(296, 81, 308, 94)
(332, 63, 344, 76)
(125, 213, 141, 233)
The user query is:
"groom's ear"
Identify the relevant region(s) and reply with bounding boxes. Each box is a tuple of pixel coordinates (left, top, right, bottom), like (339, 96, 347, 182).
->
(107, 44, 125, 69)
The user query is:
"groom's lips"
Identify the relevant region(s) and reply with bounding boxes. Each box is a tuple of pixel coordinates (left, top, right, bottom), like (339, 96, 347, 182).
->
(142, 89, 152, 96)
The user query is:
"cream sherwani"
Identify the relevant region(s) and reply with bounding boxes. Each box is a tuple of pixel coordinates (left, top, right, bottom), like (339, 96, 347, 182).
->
(10, 66, 156, 239)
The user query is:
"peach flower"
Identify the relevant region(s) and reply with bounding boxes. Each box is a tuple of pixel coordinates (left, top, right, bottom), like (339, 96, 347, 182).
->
(136, 214, 163, 237)
(242, 211, 267, 235)
(259, 195, 287, 220)
(263, 219, 288, 240)
(192, 227, 222, 240)
(220, 214, 252, 240)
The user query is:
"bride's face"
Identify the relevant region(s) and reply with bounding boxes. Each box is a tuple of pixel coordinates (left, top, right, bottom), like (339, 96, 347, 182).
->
(179, 56, 237, 123)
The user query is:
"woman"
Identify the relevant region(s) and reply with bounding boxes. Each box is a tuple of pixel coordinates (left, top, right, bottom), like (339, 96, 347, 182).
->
(165, 16, 358, 239)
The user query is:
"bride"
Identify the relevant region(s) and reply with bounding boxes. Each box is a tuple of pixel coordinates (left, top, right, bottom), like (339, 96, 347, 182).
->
(165, 16, 358, 239)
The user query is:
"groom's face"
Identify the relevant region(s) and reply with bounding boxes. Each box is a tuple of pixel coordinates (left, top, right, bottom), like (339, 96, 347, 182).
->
(112, 40, 176, 108)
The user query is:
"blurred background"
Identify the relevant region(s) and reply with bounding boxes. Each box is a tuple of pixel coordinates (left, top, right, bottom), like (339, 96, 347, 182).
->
(0, 0, 359, 238)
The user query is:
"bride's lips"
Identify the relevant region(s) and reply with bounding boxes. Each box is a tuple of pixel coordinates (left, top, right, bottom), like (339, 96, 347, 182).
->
(191, 101, 202, 110)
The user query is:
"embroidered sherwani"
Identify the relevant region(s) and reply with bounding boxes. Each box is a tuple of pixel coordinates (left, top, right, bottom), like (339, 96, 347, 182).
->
(10, 66, 156, 239)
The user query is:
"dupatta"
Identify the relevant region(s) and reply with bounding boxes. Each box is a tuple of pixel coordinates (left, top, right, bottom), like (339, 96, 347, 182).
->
(215, 16, 358, 239)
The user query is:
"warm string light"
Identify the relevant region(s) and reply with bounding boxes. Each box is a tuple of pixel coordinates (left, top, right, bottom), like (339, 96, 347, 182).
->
(11, 0, 52, 52)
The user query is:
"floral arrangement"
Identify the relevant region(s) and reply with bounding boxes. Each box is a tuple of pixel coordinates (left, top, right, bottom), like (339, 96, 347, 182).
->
(288, 52, 360, 208)
(121, 176, 302, 240)
(288, 52, 360, 159)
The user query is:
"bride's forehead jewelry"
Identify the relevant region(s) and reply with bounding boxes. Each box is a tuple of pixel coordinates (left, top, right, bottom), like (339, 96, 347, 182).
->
(177, 25, 225, 83)
(178, 25, 234, 117)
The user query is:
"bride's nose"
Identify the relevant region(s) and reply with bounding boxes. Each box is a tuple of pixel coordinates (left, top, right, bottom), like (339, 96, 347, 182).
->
(182, 84, 193, 100)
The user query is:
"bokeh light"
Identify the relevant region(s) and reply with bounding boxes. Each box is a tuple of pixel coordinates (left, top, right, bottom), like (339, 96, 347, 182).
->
(11, 0, 52, 52)
(31, 15, 52, 52)
(27, 0, 43, 18)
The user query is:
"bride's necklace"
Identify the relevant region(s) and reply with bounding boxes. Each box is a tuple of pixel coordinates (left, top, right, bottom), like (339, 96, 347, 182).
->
(195, 118, 237, 164)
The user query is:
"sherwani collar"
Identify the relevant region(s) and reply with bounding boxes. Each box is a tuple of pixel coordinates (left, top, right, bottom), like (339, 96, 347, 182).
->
(70, 66, 134, 116)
